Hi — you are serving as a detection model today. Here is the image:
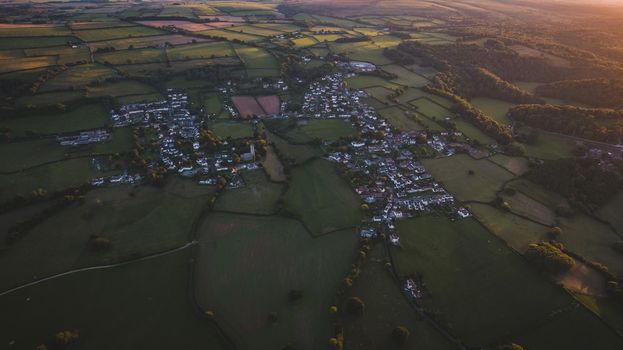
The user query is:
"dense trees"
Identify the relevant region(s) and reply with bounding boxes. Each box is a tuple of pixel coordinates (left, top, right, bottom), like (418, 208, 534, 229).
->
(535, 79, 623, 109)
(525, 241, 575, 273)
(525, 157, 623, 211)
(509, 104, 623, 144)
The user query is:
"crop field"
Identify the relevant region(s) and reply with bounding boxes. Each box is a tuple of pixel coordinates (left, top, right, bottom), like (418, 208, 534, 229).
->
(488, 154, 530, 176)
(0, 250, 230, 350)
(381, 64, 429, 87)
(231, 95, 264, 117)
(198, 29, 264, 42)
(0, 56, 57, 73)
(422, 154, 515, 202)
(215, 170, 283, 214)
(167, 41, 235, 60)
(378, 106, 422, 131)
(256, 95, 280, 114)
(195, 213, 357, 350)
(392, 216, 594, 347)
(41, 64, 118, 92)
(342, 244, 455, 350)
(284, 159, 361, 236)
(208, 120, 254, 138)
(88, 34, 209, 50)
(74, 26, 165, 42)
(0, 36, 80, 49)
(469, 203, 548, 251)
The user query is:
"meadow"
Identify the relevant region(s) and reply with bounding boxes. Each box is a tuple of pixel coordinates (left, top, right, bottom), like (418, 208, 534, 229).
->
(378, 106, 422, 131)
(195, 213, 357, 350)
(284, 159, 361, 236)
(214, 170, 283, 215)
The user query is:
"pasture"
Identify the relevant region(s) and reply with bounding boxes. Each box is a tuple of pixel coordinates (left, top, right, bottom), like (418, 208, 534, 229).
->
(345, 75, 398, 89)
(267, 130, 323, 164)
(208, 120, 254, 138)
(342, 244, 455, 350)
(40, 64, 118, 92)
(410, 97, 453, 119)
(16, 91, 85, 107)
(422, 154, 515, 202)
(87, 80, 158, 98)
(0, 36, 79, 49)
(195, 213, 357, 350)
(298, 119, 358, 141)
(597, 192, 623, 234)
(378, 106, 422, 131)
(517, 126, 576, 160)
(0, 139, 67, 173)
(488, 154, 530, 176)
(0, 56, 57, 73)
(215, 169, 283, 214)
(167, 41, 235, 60)
(471, 97, 514, 124)
(233, 45, 278, 70)
(381, 64, 429, 87)
(0, 25, 71, 37)
(284, 159, 361, 236)
(0, 250, 230, 350)
(74, 26, 165, 42)
(452, 118, 496, 144)
(24, 46, 90, 65)
(88, 34, 208, 50)
(198, 29, 263, 42)
(392, 216, 583, 347)
(95, 47, 165, 65)
(499, 190, 557, 225)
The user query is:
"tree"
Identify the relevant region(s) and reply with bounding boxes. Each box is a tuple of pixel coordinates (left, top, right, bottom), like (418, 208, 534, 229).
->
(391, 326, 410, 345)
(345, 296, 365, 316)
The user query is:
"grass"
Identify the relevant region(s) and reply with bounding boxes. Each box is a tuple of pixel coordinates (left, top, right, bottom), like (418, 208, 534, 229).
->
(292, 37, 318, 47)
(505, 178, 569, 209)
(167, 41, 235, 61)
(0, 250, 230, 350)
(345, 75, 398, 89)
(214, 169, 283, 214)
(0, 158, 115, 202)
(208, 121, 254, 138)
(87, 80, 158, 98)
(299, 119, 358, 140)
(94, 128, 133, 154)
(0, 139, 67, 173)
(392, 216, 583, 347)
(500, 190, 557, 226)
(342, 244, 455, 350)
(0, 56, 57, 73)
(0, 104, 109, 137)
(195, 213, 357, 350)
(0, 36, 79, 49)
(284, 159, 361, 236)
(469, 203, 548, 252)
(410, 97, 452, 119)
(0, 26, 71, 37)
(198, 29, 264, 42)
(518, 126, 575, 160)
(95, 47, 166, 65)
(378, 106, 422, 131)
(488, 154, 530, 176)
(597, 192, 623, 235)
(203, 92, 229, 118)
(471, 97, 515, 124)
(74, 26, 165, 42)
(268, 131, 323, 164)
(16, 91, 85, 107)
(452, 118, 496, 144)
(41, 64, 118, 92)
(422, 154, 515, 202)
(233, 45, 278, 70)
(381, 64, 429, 87)
(364, 86, 396, 106)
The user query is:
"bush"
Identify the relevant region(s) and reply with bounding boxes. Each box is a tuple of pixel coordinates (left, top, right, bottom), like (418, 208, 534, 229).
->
(345, 296, 365, 316)
(525, 241, 575, 273)
(391, 326, 410, 345)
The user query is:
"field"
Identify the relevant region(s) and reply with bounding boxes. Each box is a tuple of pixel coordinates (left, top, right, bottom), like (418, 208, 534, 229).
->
(392, 216, 613, 347)
(199, 29, 263, 42)
(88, 34, 209, 50)
(0, 56, 57, 73)
(24, 46, 90, 65)
(0, 250, 230, 350)
(267, 131, 323, 164)
(597, 192, 623, 234)
(298, 119, 358, 141)
(378, 106, 422, 131)
(0, 104, 109, 137)
(195, 213, 357, 350)
(410, 97, 453, 119)
(0, 139, 67, 173)
(233, 45, 278, 72)
(422, 154, 515, 202)
(87, 80, 158, 98)
(74, 26, 165, 42)
(488, 154, 530, 176)
(167, 41, 235, 60)
(342, 244, 455, 350)
(284, 159, 361, 236)
(208, 120, 254, 138)
(381, 64, 429, 87)
(471, 97, 515, 124)
(137, 20, 217, 32)
(345, 75, 398, 89)
(365, 86, 396, 106)
(231, 95, 264, 118)
(0, 25, 71, 37)
(256, 95, 280, 115)
(41, 64, 118, 92)
(16, 91, 85, 107)
(215, 170, 283, 214)
(452, 118, 496, 144)
(517, 127, 576, 160)
(95, 47, 165, 65)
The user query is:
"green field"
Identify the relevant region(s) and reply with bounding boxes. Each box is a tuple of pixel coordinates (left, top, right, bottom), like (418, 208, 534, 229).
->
(411, 97, 453, 119)
(87, 80, 158, 98)
(208, 121, 254, 138)
(392, 216, 609, 347)
(364, 86, 396, 106)
(0, 26, 71, 37)
(381, 64, 429, 87)
(16, 90, 85, 107)
(198, 29, 264, 42)
(298, 119, 358, 140)
(215, 169, 283, 214)
(452, 118, 496, 144)
(500, 190, 557, 225)
(41, 64, 118, 92)
(422, 154, 515, 202)
(0, 36, 79, 49)
(0, 56, 57, 73)
(597, 192, 623, 234)
(233, 45, 278, 70)
(517, 127, 575, 160)
(203, 92, 229, 118)
(167, 41, 235, 61)
(345, 75, 398, 89)
(74, 26, 165, 42)
(267, 131, 323, 164)
(95, 47, 165, 65)
(489, 154, 530, 176)
(284, 159, 361, 236)
(195, 213, 357, 350)
(342, 244, 455, 350)
(0, 250, 230, 350)
(378, 106, 422, 131)
(0, 104, 109, 137)
(0, 139, 67, 173)
(471, 97, 515, 124)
